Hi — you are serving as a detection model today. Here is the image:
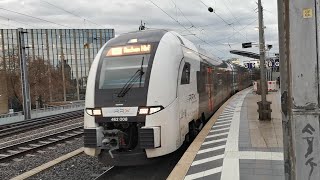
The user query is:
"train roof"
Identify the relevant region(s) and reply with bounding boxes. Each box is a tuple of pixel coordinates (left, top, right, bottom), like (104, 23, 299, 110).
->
(108, 29, 228, 68)
(107, 29, 168, 46)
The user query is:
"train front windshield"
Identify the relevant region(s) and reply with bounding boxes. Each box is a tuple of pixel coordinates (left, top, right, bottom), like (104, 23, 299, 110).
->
(98, 44, 151, 90)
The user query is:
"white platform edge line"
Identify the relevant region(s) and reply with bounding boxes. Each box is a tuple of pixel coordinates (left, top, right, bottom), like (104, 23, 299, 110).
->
(218, 114, 234, 118)
(209, 127, 230, 133)
(191, 154, 225, 166)
(203, 167, 223, 178)
(211, 123, 231, 129)
(219, 114, 233, 118)
(197, 145, 226, 154)
(202, 138, 228, 145)
(220, 89, 251, 180)
(224, 107, 236, 110)
(221, 110, 235, 113)
(218, 116, 233, 120)
(206, 132, 229, 139)
(184, 167, 222, 180)
(214, 120, 232, 125)
(216, 118, 233, 122)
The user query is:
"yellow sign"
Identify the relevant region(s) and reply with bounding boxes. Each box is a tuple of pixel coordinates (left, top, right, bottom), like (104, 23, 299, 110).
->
(303, 8, 313, 18)
(107, 44, 151, 56)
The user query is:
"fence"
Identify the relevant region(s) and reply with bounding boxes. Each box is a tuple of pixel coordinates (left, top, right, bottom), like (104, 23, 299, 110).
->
(0, 101, 85, 125)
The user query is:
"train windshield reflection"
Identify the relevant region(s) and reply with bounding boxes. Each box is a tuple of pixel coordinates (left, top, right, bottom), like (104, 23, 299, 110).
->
(99, 54, 150, 89)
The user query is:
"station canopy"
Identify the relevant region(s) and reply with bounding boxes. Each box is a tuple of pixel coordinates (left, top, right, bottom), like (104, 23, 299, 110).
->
(230, 50, 260, 59)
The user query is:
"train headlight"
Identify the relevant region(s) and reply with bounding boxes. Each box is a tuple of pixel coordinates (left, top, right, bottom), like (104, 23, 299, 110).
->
(139, 108, 149, 115)
(138, 106, 164, 115)
(86, 109, 93, 116)
(86, 108, 102, 116)
(149, 107, 162, 114)
(92, 109, 102, 116)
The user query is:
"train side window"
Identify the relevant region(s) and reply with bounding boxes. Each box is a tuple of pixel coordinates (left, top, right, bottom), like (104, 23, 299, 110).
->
(181, 62, 191, 84)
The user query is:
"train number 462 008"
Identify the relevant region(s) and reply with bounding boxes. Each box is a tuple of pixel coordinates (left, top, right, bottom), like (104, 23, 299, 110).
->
(111, 117, 128, 122)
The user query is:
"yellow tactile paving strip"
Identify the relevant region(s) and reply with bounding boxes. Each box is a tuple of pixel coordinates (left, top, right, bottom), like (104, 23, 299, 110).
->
(167, 95, 236, 180)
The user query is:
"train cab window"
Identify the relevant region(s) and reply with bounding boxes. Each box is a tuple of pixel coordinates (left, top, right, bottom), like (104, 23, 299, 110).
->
(181, 62, 191, 85)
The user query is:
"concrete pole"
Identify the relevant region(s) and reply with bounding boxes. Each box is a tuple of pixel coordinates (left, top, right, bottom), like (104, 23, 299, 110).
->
(17, 28, 31, 120)
(257, 0, 271, 120)
(278, 1, 294, 179)
(278, 0, 320, 179)
(258, 0, 267, 103)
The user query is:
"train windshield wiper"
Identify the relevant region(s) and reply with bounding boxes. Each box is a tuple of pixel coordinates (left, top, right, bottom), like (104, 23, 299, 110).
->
(117, 57, 145, 97)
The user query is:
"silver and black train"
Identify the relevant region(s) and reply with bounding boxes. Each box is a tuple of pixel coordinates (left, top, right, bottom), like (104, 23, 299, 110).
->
(84, 29, 251, 166)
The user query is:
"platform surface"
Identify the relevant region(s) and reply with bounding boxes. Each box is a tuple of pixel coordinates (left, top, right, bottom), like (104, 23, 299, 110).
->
(168, 88, 284, 180)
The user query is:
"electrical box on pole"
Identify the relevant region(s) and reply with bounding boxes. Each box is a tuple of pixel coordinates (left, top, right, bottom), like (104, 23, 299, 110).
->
(278, 0, 320, 179)
(17, 28, 31, 120)
(242, 42, 252, 48)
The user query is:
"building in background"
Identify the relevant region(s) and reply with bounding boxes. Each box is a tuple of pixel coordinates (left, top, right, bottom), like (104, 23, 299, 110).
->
(0, 28, 114, 111)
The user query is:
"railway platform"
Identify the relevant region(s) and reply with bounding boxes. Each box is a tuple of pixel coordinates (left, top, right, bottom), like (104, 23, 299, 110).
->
(168, 87, 284, 180)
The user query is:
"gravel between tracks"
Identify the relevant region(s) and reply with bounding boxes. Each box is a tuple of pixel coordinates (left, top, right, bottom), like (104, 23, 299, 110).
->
(28, 152, 106, 180)
(0, 137, 83, 179)
(0, 118, 83, 148)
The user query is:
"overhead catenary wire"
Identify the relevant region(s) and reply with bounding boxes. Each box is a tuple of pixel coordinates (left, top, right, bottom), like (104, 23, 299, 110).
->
(187, 0, 257, 49)
(212, 18, 258, 43)
(199, 0, 250, 42)
(0, 7, 73, 29)
(170, 0, 237, 54)
(0, 15, 36, 28)
(0, 22, 17, 28)
(198, 19, 247, 28)
(39, 0, 105, 28)
(218, 0, 242, 26)
(170, 0, 194, 27)
(169, 0, 230, 49)
(148, 0, 227, 56)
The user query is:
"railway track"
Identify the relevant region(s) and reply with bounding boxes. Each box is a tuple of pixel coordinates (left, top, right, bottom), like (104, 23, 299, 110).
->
(92, 166, 114, 180)
(0, 110, 83, 138)
(0, 126, 83, 162)
(93, 144, 189, 180)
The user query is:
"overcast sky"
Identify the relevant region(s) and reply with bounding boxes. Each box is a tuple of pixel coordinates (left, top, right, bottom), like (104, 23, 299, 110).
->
(0, 0, 278, 60)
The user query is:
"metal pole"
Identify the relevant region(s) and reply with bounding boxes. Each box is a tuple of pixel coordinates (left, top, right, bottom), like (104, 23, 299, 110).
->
(73, 29, 80, 101)
(59, 29, 67, 102)
(45, 29, 53, 102)
(86, 30, 91, 68)
(17, 28, 31, 120)
(257, 0, 271, 120)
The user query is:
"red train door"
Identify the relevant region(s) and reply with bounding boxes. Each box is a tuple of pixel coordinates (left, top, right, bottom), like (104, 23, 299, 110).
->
(207, 67, 214, 112)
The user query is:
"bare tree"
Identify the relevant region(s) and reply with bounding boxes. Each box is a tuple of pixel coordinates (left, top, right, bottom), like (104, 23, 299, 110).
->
(1, 56, 76, 110)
